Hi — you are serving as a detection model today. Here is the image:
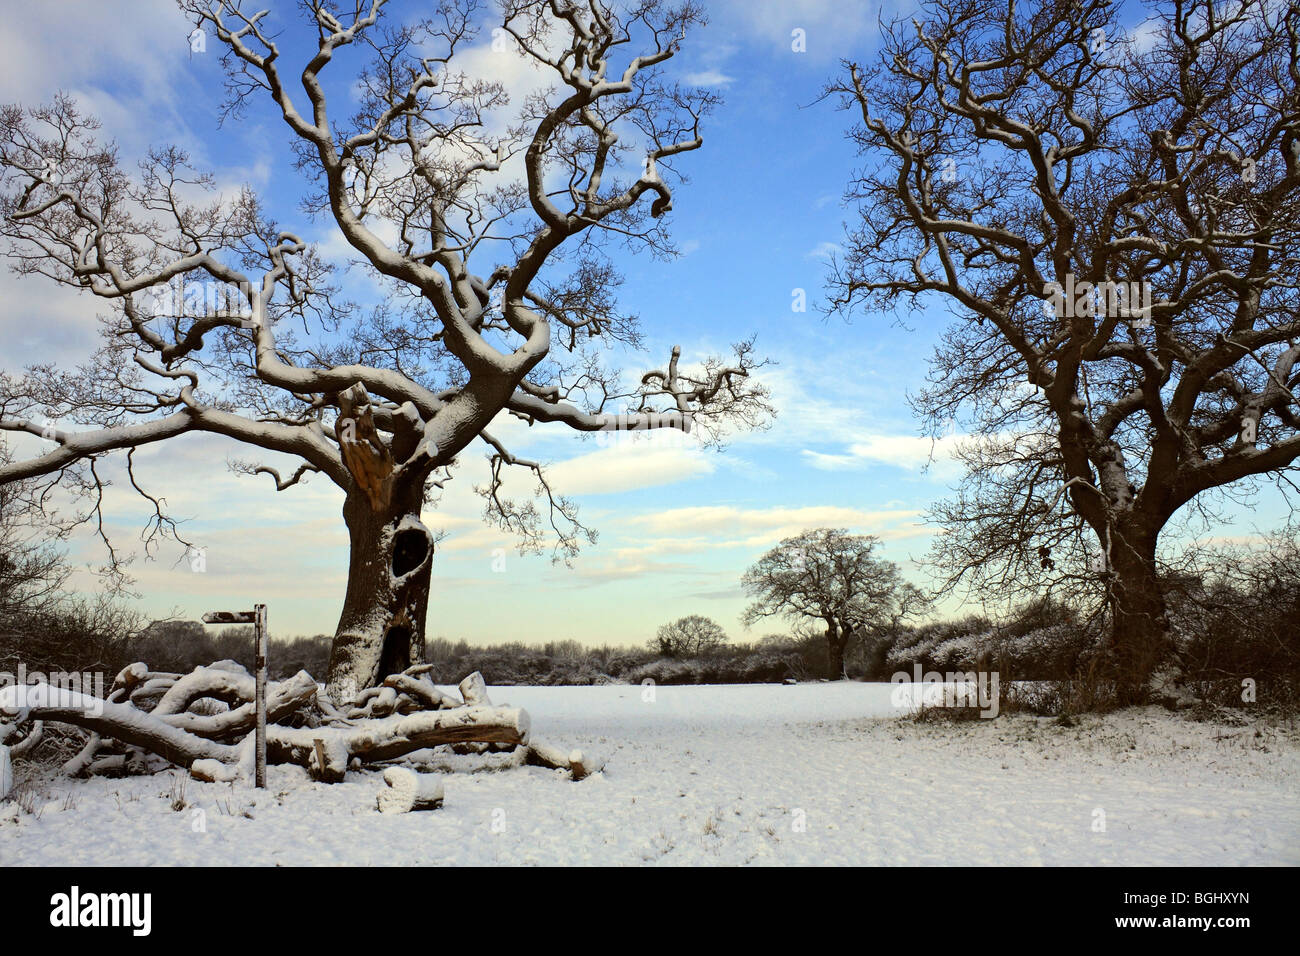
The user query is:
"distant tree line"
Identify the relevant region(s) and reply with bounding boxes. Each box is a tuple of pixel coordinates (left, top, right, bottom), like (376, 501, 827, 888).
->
(3, 475, 1296, 707)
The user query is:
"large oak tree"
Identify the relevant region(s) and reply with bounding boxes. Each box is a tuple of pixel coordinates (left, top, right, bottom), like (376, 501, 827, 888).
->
(826, 0, 1300, 700)
(0, 0, 768, 701)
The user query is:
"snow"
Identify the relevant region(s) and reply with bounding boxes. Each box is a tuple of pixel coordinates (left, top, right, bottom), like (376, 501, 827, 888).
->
(377, 766, 443, 813)
(0, 682, 106, 717)
(1, 682, 1295, 865)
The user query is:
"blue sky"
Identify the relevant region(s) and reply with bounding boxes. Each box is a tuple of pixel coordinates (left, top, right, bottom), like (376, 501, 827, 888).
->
(0, 0, 1289, 645)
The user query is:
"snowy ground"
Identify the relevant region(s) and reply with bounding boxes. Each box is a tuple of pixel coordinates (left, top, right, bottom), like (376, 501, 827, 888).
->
(2, 682, 1296, 866)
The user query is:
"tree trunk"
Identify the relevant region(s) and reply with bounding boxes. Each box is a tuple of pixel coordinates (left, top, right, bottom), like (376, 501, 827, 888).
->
(1105, 528, 1174, 705)
(825, 621, 848, 680)
(327, 488, 435, 703)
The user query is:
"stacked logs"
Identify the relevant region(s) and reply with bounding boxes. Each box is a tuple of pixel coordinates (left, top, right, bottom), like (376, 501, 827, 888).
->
(0, 662, 600, 793)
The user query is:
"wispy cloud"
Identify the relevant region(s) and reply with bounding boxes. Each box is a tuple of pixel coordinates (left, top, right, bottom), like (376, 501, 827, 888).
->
(628, 504, 922, 540)
(545, 441, 716, 495)
(801, 432, 965, 473)
(805, 240, 843, 261)
(682, 69, 734, 87)
(715, 0, 910, 59)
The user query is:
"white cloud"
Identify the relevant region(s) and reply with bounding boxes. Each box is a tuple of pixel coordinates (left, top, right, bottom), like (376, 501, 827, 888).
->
(802, 432, 965, 472)
(716, 0, 911, 58)
(0, 1, 215, 158)
(545, 440, 715, 495)
(0, 270, 104, 370)
(1125, 18, 1164, 54)
(682, 70, 734, 87)
(628, 504, 922, 539)
(806, 240, 843, 261)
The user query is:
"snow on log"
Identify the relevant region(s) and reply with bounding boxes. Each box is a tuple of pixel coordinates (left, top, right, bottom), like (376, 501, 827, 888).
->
(192, 737, 256, 782)
(268, 705, 531, 782)
(566, 749, 603, 781)
(63, 733, 103, 777)
(377, 766, 444, 813)
(315, 689, 352, 723)
(163, 671, 318, 740)
(110, 662, 149, 695)
(525, 741, 605, 780)
(9, 720, 43, 758)
(458, 671, 491, 706)
(0, 744, 12, 799)
(88, 754, 130, 775)
(382, 673, 461, 710)
(153, 664, 260, 715)
(349, 685, 402, 718)
(2, 675, 530, 784)
(130, 677, 179, 711)
(1, 682, 238, 767)
(191, 757, 244, 783)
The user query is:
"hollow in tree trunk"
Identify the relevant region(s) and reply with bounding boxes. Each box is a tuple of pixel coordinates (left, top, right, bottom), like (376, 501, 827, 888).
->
(327, 487, 435, 704)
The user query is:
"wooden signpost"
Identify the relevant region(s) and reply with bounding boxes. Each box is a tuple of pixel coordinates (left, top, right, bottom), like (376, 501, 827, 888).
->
(0, 743, 11, 801)
(201, 604, 268, 788)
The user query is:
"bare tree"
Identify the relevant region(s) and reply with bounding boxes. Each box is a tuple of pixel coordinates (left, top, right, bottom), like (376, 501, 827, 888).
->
(741, 528, 925, 679)
(0, 445, 68, 622)
(0, 0, 770, 701)
(650, 613, 727, 656)
(825, 0, 1300, 701)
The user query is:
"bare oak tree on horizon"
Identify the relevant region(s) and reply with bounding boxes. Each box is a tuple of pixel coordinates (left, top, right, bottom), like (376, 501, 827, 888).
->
(742, 528, 927, 680)
(0, 0, 770, 702)
(826, 0, 1300, 700)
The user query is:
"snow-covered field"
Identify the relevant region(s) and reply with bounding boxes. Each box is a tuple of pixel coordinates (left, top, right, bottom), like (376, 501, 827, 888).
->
(2, 682, 1296, 866)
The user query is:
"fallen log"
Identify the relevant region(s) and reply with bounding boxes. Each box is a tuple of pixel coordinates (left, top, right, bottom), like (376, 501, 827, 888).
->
(8, 720, 43, 758)
(525, 742, 605, 781)
(0, 684, 238, 767)
(162, 671, 318, 740)
(152, 663, 258, 715)
(382, 674, 461, 711)
(458, 672, 491, 706)
(377, 767, 444, 813)
(270, 705, 531, 782)
(64, 732, 104, 778)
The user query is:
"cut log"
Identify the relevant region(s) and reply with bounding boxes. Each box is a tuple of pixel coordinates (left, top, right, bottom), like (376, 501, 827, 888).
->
(567, 749, 602, 781)
(458, 671, 491, 706)
(110, 662, 149, 695)
(525, 741, 604, 780)
(377, 766, 444, 813)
